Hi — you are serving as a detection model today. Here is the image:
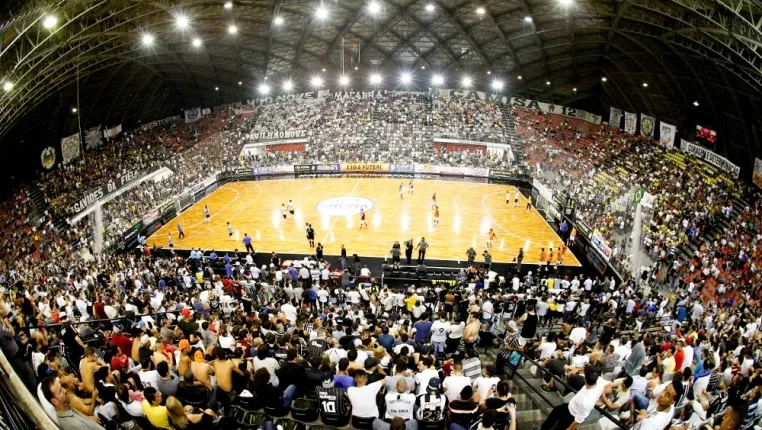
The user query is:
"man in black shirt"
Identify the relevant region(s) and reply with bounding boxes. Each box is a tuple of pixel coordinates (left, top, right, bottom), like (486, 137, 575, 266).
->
(317, 374, 351, 426)
(59, 314, 85, 375)
(308, 331, 330, 359)
(448, 386, 479, 428)
(278, 348, 306, 394)
(176, 369, 214, 409)
(365, 358, 385, 384)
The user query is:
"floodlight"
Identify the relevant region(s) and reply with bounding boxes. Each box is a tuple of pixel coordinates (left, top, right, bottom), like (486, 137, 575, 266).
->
(274, 16, 284, 25)
(426, 4, 435, 11)
(370, 73, 382, 85)
(476, 7, 485, 14)
(3, 82, 13, 92)
(368, 2, 381, 14)
(42, 15, 58, 29)
(316, 6, 328, 19)
(400, 73, 412, 84)
(601, 77, 607, 82)
(142, 34, 154, 46)
(192, 38, 202, 47)
(72, 107, 78, 113)
(228, 25, 237, 34)
(224, 2, 233, 9)
(491, 80, 503, 90)
(259, 84, 270, 94)
(311, 76, 323, 88)
(339, 75, 350, 86)
(432, 75, 444, 86)
(462, 76, 472, 88)
(642, 82, 648, 87)
(546, 81, 551, 85)
(524, 16, 532, 22)
(693, 101, 699, 106)
(176, 15, 189, 29)
(517, 75, 522, 80)
(283, 80, 294, 91)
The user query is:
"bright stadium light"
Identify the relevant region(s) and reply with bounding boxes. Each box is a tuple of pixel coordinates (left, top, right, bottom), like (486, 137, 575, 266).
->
(370, 73, 382, 85)
(491, 79, 503, 90)
(601, 77, 607, 82)
(476, 7, 485, 15)
(176, 15, 189, 29)
(72, 107, 78, 113)
(192, 38, 202, 47)
(224, 1, 233, 9)
(368, 2, 381, 14)
(339, 75, 350, 86)
(316, 6, 329, 20)
(400, 72, 412, 85)
(421, 66, 426, 70)
(546, 81, 551, 85)
(238, 81, 242, 85)
(228, 25, 237, 34)
(642, 82, 648, 87)
(573, 87, 577, 92)
(142, 34, 154, 46)
(42, 15, 58, 29)
(215, 86, 219, 91)
(693, 101, 699, 106)
(259, 84, 270, 94)
(559, 0, 573, 6)
(517, 75, 522, 80)
(432, 74, 444, 86)
(283, 80, 294, 91)
(426, 4, 435, 11)
(524, 16, 532, 22)
(274, 16, 284, 25)
(2, 82, 13, 92)
(311, 76, 324, 88)
(461, 76, 472, 88)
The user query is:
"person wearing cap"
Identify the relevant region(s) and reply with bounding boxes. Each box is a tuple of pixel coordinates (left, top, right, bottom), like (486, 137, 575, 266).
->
(316, 374, 351, 425)
(415, 376, 447, 422)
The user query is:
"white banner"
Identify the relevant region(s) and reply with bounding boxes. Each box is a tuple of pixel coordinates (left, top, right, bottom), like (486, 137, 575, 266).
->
(753, 158, 762, 189)
(233, 106, 256, 117)
(60, 133, 81, 164)
(624, 112, 637, 134)
(640, 114, 655, 138)
(184, 107, 202, 123)
(640, 192, 656, 209)
(415, 165, 441, 174)
(609, 107, 622, 129)
(103, 124, 122, 139)
(202, 108, 211, 116)
(84, 126, 102, 149)
(591, 230, 612, 261)
(461, 167, 490, 178)
(659, 121, 676, 149)
(251, 130, 307, 140)
(680, 140, 740, 178)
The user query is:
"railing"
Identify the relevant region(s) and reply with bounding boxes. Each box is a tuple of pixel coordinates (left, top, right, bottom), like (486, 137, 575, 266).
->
(506, 350, 629, 430)
(0, 345, 57, 429)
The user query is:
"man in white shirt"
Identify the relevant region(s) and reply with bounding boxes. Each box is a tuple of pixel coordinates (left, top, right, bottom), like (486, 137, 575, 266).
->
(442, 362, 472, 402)
(347, 370, 386, 419)
(430, 313, 450, 357)
(415, 357, 439, 395)
(384, 378, 415, 420)
(540, 365, 605, 430)
(538, 334, 558, 360)
(281, 300, 297, 323)
(481, 300, 494, 321)
(630, 382, 677, 430)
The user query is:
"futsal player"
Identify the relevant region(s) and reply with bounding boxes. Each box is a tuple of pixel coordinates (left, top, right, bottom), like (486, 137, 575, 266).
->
(167, 233, 174, 248)
(307, 223, 315, 247)
(227, 222, 233, 240)
(281, 204, 287, 220)
(431, 193, 437, 209)
(359, 209, 368, 230)
(539, 248, 546, 264)
(399, 183, 404, 199)
(487, 228, 496, 248)
(506, 190, 510, 204)
(558, 246, 566, 264)
(547, 248, 554, 266)
(287, 200, 295, 217)
(408, 180, 414, 194)
(177, 223, 185, 239)
(433, 205, 440, 226)
(204, 205, 210, 222)
(466, 247, 476, 263)
(514, 190, 520, 207)
(525, 196, 532, 211)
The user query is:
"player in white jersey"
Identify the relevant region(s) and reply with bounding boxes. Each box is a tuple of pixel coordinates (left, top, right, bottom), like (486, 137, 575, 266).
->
(431, 193, 437, 210)
(204, 205, 210, 222)
(287, 200, 295, 217)
(514, 190, 520, 207)
(399, 183, 404, 199)
(408, 180, 414, 194)
(280, 204, 287, 219)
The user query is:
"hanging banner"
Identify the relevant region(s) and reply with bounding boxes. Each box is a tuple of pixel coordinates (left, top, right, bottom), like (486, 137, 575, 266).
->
(84, 126, 103, 149)
(609, 107, 622, 129)
(202, 108, 211, 116)
(60, 133, 81, 164)
(103, 124, 122, 139)
(40, 147, 56, 170)
(640, 114, 655, 138)
(251, 129, 307, 140)
(184, 107, 202, 123)
(680, 140, 740, 178)
(233, 105, 256, 117)
(140, 115, 181, 131)
(753, 158, 762, 189)
(659, 121, 676, 149)
(590, 230, 612, 261)
(624, 112, 637, 134)
(340, 163, 389, 172)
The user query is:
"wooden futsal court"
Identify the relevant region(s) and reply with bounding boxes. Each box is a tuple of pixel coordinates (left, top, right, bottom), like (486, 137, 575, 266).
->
(148, 178, 580, 266)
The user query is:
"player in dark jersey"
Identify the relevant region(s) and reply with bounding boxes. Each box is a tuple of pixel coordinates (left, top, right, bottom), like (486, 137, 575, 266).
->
(359, 209, 368, 230)
(317, 374, 351, 426)
(416, 377, 447, 422)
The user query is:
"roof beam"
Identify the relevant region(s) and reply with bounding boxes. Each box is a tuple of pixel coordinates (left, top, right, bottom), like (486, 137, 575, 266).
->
(516, 0, 549, 74)
(431, 1, 491, 67)
(470, 2, 522, 74)
(604, 0, 631, 56)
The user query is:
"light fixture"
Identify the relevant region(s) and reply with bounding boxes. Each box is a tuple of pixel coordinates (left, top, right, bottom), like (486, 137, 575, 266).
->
(259, 84, 270, 94)
(487, 71, 491, 75)
(524, 16, 532, 22)
(693, 101, 699, 106)
(476, 7, 485, 15)
(559, 0, 573, 6)
(642, 82, 648, 87)
(192, 38, 202, 47)
(517, 75, 522, 80)
(432, 74, 444, 86)
(238, 81, 242, 85)
(546, 81, 551, 85)
(283, 80, 294, 91)
(368, 2, 381, 14)
(491, 79, 503, 90)
(224, 1, 233, 9)
(462, 76, 472, 88)
(42, 15, 57, 29)
(370, 73, 382, 85)
(215, 86, 219, 91)
(426, 4, 435, 11)
(400, 72, 412, 84)
(339, 75, 350, 86)
(601, 77, 607, 82)
(354, 66, 359, 70)
(264, 77, 268, 80)
(573, 87, 577, 92)
(3, 82, 13, 92)
(142, 34, 154, 46)
(274, 16, 284, 25)
(72, 107, 78, 113)
(311, 76, 324, 88)
(421, 66, 426, 70)
(316, 6, 329, 20)
(322, 68, 326, 72)
(228, 25, 237, 34)
(176, 15, 189, 29)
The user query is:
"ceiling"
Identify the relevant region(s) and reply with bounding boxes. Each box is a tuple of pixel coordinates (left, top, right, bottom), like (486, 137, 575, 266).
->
(1, 0, 762, 171)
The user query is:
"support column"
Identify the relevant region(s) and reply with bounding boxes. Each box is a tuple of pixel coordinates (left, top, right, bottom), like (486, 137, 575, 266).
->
(93, 203, 104, 254)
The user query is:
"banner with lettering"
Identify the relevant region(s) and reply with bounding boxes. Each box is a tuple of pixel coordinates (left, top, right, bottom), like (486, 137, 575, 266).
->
(340, 163, 390, 173)
(753, 158, 762, 189)
(680, 139, 740, 178)
(103, 124, 122, 139)
(609, 107, 622, 129)
(85, 126, 102, 149)
(639, 114, 655, 138)
(184, 107, 202, 123)
(624, 112, 637, 134)
(233, 105, 256, 117)
(68, 169, 151, 214)
(60, 133, 81, 164)
(659, 121, 676, 149)
(140, 115, 181, 131)
(591, 230, 612, 261)
(202, 108, 211, 116)
(251, 130, 307, 140)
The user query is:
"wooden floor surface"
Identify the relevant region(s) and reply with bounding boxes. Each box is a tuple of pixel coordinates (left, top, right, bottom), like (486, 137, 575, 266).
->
(148, 178, 580, 266)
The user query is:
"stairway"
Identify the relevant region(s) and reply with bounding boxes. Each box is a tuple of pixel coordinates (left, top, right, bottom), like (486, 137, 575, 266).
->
(27, 183, 48, 228)
(500, 104, 523, 165)
(482, 349, 548, 430)
(675, 195, 749, 262)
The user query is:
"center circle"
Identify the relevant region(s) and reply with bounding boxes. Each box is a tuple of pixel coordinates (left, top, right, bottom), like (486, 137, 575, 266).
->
(316, 196, 374, 216)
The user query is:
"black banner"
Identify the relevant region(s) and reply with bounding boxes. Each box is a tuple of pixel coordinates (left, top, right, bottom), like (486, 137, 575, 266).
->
(294, 164, 340, 175)
(490, 169, 513, 179)
(69, 168, 154, 214)
(121, 221, 143, 248)
(236, 167, 253, 178)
